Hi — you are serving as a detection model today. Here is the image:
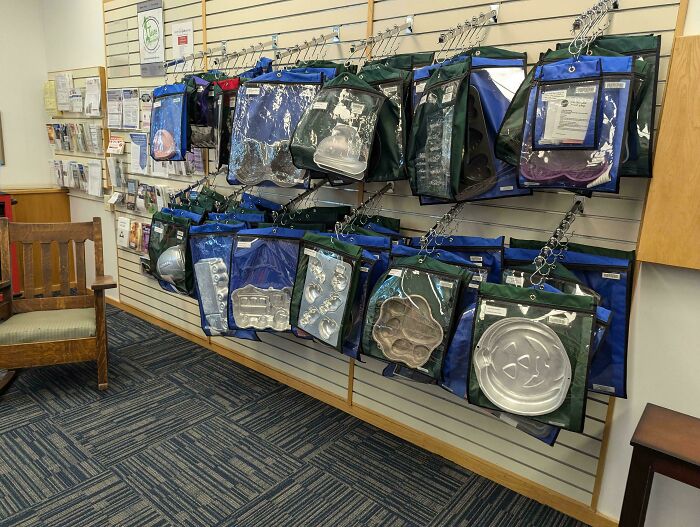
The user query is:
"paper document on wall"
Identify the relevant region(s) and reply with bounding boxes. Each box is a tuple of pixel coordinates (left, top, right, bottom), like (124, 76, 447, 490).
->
(130, 133, 150, 174)
(54, 73, 73, 111)
(137, 0, 165, 77)
(44, 81, 58, 114)
(122, 88, 140, 129)
(172, 20, 194, 59)
(107, 89, 123, 128)
(84, 77, 102, 117)
(88, 161, 103, 197)
(140, 90, 153, 129)
(107, 157, 124, 188)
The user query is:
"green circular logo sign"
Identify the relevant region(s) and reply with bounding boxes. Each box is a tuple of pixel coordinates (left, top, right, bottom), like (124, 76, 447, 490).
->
(142, 16, 160, 52)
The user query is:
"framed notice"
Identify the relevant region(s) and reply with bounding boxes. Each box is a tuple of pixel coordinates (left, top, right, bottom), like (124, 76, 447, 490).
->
(137, 0, 165, 77)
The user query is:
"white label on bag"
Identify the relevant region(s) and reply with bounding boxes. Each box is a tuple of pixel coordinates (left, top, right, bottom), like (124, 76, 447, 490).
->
(360, 266, 370, 272)
(548, 315, 570, 326)
(312, 101, 328, 110)
(153, 100, 162, 108)
(442, 92, 453, 104)
(351, 102, 365, 114)
(542, 89, 567, 101)
(542, 95, 595, 144)
(304, 248, 317, 257)
(602, 272, 621, 280)
(505, 275, 525, 287)
(176, 230, 184, 240)
(592, 384, 616, 394)
(236, 240, 254, 249)
(388, 269, 403, 277)
(381, 85, 398, 95)
(153, 225, 163, 234)
(605, 81, 626, 89)
(471, 274, 483, 282)
(173, 97, 181, 103)
(438, 280, 454, 289)
(483, 305, 507, 317)
(469, 282, 480, 289)
(575, 86, 597, 94)
(415, 82, 426, 93)
(470, 256, 483, 262)
(246, 87, 261, 95)
(500, 185, 514, 192)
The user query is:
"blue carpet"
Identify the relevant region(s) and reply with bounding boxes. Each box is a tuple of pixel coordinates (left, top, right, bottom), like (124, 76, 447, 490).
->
(0, 307, 589, 526)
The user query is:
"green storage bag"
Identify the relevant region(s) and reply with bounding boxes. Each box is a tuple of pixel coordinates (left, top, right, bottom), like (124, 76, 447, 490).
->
(468, 283, 596, 432)
(148, 210, 195, 295)
(366, 52, 435, 71)
(357, 64, 411, 182)
(290, 232, 363, 350)
(407, 60, 471, 200)
(362, 254, 472, 380)
(290, 73, 387, 181)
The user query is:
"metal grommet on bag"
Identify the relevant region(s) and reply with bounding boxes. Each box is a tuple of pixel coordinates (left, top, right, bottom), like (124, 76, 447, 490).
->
(568, 65, 576, 73)
(277, 72, 282, 77)
(343, 75, 349, 81)
(530, 293, 536, 300)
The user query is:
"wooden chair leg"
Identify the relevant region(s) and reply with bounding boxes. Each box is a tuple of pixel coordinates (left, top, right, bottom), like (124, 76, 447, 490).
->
(95, 292, 108, 391)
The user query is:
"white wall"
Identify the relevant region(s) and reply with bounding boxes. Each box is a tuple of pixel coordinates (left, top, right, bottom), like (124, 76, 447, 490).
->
(40, 0, 117, 298)
(0, 0, 52, 189)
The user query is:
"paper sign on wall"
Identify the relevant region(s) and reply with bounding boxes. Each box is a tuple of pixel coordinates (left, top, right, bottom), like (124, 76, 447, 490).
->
(84, 77, 102, 117)
(54, 73, 73, 112)
(130, 133, 150, 175)
(172, 20, 194, 59)
(137, 0, 165, 77)
(122, 88, 140, 130)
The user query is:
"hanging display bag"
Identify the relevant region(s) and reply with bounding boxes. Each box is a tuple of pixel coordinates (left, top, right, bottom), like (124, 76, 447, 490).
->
(407, 60, 471, 200)
(148, 208, 202, 295)
(290, 233, 363, 350)
(357, 64, 411, 182)
(228, 228, 306, 334)
(290, 73, 387, 181)
(186, 75, 223, 149)
(556, 34, 662, 177)
(190, 222, 243, 335)
(228, 71, 323, 188)
(150, 83, 192, 161)
(362, 254, 471, 380)
(519, 56, 635, 192)
(508, 239, 634, 397)
(468, 283, 596, 432)
(409, 235, 504, 284)
(215, 77, 241, 170)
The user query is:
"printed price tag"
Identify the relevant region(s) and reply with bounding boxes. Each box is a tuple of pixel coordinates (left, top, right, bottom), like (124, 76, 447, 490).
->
(246, 87, 261, 96)
(303, 248, 317, 257)
(483, 305, 507, 317)
(605, 81, 626, 89)
(388, 269, 404, 277)
(312, 101, 328, 110)
(602, 272, 621, 280)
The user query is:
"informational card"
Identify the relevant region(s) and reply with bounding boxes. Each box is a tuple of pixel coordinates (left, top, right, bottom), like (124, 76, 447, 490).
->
(541, 92, 596, 145)
(107, 157, 123, 188)
(139, 90, 153, 130)
(172, 20, 194, 59)
(117, 217, 131, 248)
(122, 88, 140, 130)
(137, 0, 165, 77)
(107, 135, 125, 155)
(129, 133, 150, 174)
(88, 161, 103, 197)
(44, 81, 58, 114)
(107, 89, 123, 128)
(54, 72, 73, 111)
(84, 77, 102, 117)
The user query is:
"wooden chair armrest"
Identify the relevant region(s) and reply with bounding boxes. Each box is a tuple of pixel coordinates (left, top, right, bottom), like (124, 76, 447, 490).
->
(0, 280, 11, 290)
(90, 275, 117, 291)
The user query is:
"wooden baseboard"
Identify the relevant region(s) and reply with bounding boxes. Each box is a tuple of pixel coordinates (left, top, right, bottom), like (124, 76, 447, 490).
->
(106, 297, 618, 527)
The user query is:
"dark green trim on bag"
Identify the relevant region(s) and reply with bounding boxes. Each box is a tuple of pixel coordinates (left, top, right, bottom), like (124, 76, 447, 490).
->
(509, 238, 635, 261)
(478, 282, 596, 312)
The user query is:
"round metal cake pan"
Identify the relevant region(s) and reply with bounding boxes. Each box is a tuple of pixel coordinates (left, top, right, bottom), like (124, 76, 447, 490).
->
(474, 317, 571, 416)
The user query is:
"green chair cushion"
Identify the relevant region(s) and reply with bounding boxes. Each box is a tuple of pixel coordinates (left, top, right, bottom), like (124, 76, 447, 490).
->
(0, 308, 96, 345)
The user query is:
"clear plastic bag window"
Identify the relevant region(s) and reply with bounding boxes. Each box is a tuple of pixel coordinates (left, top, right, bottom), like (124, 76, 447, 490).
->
(297, 248, 354, 347)
(229, 82, 319, 187)
(291, 87, 384, 179)
(414, 79, 460, 199)
(534, 80, 600, 149)
(150, 92, 185, 161)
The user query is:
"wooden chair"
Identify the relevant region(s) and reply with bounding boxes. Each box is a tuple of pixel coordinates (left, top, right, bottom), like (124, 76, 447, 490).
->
(0, 217, 116, 390)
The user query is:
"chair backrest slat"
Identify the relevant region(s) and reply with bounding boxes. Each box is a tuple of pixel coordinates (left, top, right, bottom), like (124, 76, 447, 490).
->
(74, 240, 86, 295)
(0, 218, 104, 306)
(22, 242, 34, 297)
(58, 241, 71, 296)
(41, 242, 52, 297)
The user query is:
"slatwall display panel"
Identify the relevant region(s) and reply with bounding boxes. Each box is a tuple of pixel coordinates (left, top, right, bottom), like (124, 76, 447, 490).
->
(100, 0, 682, 515)
(212, 334, 350, 399)
(354, 356, 607, 505)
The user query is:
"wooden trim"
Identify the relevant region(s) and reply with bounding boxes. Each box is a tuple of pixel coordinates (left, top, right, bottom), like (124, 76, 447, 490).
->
(0, 338, 97, 369)
(347, 358, 355, 405)
(2, 188, 67, 195)
(675, 0, 690, 35)
(107, 296, 618, 527)
(591, 397, 617, 511)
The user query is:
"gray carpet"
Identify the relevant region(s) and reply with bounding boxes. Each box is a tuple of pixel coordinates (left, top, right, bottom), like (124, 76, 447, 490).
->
(0, 304, 588, 526)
